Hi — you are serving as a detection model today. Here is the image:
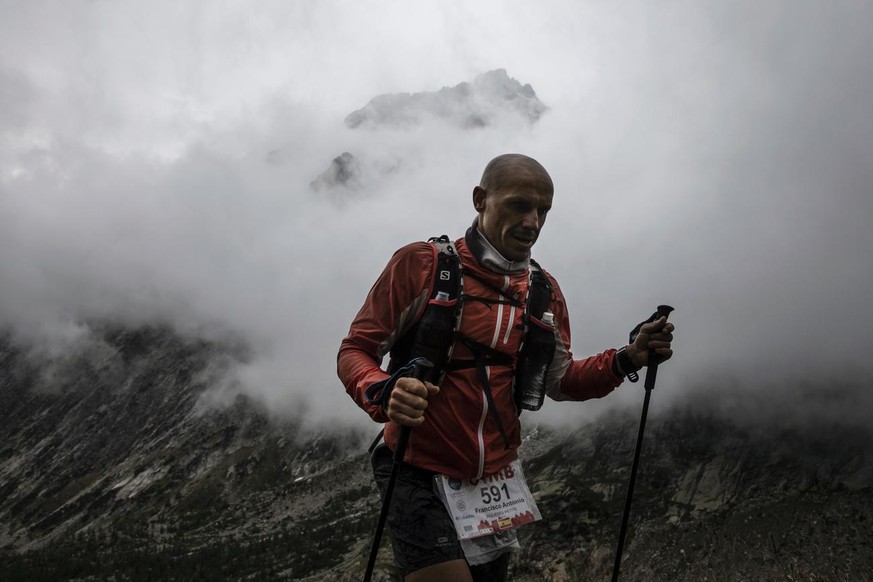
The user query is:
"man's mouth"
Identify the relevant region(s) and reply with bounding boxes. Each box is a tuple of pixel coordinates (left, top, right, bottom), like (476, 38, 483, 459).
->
(513, 232, 537, 245)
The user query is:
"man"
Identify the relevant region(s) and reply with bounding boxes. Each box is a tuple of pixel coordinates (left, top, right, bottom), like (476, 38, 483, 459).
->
(338, 154, 674, 581)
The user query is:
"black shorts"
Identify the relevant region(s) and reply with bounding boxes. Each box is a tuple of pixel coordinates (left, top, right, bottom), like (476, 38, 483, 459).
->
(371, 444, 512, 580)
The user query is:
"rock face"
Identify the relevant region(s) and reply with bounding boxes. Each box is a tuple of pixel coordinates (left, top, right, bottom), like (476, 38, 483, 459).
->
(1, 326, 871, 580)
(310, 70, 546, 198)
(0, 326, 372, 580)
(310, 152, 360, 193)
(344, 69, 547, 130)
(515, 412, 873, 581)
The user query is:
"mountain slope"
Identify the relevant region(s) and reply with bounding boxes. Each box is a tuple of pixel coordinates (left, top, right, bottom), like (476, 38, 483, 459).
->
(1, 326, 870, 580)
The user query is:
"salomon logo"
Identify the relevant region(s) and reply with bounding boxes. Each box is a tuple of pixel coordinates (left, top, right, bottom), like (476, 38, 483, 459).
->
(439, 270, 451, 280)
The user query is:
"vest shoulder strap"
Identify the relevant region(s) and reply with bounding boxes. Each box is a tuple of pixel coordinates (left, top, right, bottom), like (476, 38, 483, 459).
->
(527, 258, 554, 321)
(428, 235, 463, 303)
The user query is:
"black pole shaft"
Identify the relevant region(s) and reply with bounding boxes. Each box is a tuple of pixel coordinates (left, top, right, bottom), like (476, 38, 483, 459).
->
(363, 360, 432, 582)
(363, 427, 410, 582)
(611, 387, 652, 582)
(611, 305, 673, 582)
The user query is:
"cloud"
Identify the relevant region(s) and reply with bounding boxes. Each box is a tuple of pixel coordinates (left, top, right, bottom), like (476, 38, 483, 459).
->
(1, 1, 872, 429)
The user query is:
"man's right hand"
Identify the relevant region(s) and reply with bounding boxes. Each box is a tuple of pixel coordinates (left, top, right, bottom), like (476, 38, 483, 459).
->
(387, 377, 440, 427)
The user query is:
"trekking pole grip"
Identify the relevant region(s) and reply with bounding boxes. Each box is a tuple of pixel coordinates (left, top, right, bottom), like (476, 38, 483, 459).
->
(643, 305, 674, 391)
(393, 358, 433, 463)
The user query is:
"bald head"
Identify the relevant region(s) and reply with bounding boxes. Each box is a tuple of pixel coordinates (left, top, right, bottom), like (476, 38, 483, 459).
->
(473, 154, 555, 261)
(479, 153, 553, 196)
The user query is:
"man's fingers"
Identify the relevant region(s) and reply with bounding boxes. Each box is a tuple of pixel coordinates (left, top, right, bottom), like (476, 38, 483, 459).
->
(390, 393, 428, 422)
(639, 316, 672, 334)
(392, 385, 428, 407)
(637, 319, 675, 345)
(387, 378, 439, 426)
(388, 395, 428, 426)
(395, 377, 428, 398)
(390, 406, 427, 426)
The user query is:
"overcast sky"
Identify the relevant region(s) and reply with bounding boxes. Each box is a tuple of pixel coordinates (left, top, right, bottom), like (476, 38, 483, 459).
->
(2, 1, 871, 429)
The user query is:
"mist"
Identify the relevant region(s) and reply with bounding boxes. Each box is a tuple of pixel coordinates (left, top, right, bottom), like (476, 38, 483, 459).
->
(2, 1, 871, 430)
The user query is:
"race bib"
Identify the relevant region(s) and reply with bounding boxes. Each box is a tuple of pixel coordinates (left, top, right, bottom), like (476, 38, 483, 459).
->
(435, 460, 542, 540)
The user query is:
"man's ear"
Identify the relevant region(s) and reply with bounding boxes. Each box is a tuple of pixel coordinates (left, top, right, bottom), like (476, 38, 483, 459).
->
(472, 186, 486, 212)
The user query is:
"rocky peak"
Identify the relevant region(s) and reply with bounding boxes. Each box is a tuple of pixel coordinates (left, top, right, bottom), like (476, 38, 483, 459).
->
(344, 68, 547, 130)
(309, 69, 547, 199)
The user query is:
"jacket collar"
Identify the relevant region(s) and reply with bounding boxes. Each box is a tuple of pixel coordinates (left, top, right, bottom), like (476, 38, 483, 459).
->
(465, 217, 530, 275)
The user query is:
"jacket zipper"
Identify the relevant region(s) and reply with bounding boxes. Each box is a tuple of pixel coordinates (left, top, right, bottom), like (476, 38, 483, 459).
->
(476, 274, 511, 479)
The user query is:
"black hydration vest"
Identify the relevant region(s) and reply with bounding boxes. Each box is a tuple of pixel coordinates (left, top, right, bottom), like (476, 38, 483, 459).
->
(387, 236, 557, 424)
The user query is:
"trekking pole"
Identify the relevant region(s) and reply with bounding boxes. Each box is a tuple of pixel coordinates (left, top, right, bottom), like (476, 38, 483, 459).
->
(364, 359, 433, 582)
(611, 305, 674, 582)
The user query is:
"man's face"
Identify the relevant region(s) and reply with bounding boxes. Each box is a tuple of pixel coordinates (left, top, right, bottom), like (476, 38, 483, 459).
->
(474, 182, 553, 261)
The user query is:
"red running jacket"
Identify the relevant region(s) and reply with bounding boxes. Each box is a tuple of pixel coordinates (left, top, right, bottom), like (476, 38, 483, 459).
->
(338, 232, 623, 480)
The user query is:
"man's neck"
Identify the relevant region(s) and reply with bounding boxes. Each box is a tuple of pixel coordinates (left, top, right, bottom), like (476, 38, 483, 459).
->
(465, 217, 530, 275)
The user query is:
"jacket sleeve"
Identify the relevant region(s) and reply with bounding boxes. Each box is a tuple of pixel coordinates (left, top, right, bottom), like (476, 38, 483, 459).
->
(337, 242, 435, 422)
(544, 274, 624, 402)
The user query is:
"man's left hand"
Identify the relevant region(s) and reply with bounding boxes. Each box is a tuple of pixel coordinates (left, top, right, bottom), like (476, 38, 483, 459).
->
(627, 316, 675, 369)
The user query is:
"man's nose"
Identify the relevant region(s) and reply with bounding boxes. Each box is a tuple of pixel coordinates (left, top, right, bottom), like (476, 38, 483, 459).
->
(521, 209, 540, 230)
